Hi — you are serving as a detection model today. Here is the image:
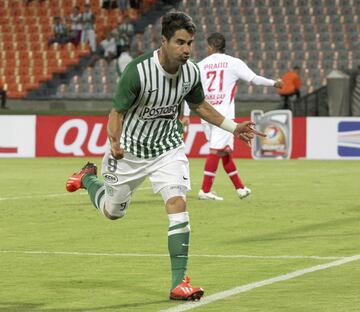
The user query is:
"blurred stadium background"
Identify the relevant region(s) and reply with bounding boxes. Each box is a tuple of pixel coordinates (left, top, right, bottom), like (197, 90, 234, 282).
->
(0, 0, 359, 116)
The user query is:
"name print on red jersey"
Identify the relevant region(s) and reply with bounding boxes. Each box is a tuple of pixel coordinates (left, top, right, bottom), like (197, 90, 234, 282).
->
(203, 61, 229, 71)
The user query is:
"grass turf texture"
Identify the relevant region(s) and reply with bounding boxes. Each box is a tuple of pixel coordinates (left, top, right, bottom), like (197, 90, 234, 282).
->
(0, 158, 359, 311)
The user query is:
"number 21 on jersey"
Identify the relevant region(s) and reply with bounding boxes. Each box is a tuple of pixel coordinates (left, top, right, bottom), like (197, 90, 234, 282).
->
(206, 70, 224, 92)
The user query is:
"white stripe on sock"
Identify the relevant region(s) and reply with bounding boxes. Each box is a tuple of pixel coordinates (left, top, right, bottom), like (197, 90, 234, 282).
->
(94, 186, 105, 210)
(168, 225, 191, 236)
(227, 170, 238, 176)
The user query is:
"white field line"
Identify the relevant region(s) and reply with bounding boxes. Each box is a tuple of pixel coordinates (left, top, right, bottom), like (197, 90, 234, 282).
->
(160, 254, 360, 312)
(0, 192, 88, 201)
(0, 250, 342, 260)
(0, 187, 153, 201)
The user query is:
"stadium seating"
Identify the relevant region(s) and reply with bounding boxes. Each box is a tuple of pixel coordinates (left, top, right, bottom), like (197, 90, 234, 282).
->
(0, 0, 140, 99)
(0, 0, 159, 99)
(177, 0, 360, 100)
(134, 0, 360, 100)
(0, 0, 108, 98)
(3, 0, 357, 101)
(53, 58, 119, 99)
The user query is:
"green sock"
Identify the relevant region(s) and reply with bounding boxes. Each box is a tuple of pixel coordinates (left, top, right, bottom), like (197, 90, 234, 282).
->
(82, 173, 105, 210)
(168, 221, 190, 290)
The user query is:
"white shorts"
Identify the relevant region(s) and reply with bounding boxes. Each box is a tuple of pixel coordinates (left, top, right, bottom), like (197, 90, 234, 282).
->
(101, 145, 191, 205)
(203, 123, 234, 151)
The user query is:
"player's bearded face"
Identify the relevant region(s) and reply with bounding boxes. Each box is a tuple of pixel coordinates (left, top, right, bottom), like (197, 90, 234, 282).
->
(164, 29, 194, 65)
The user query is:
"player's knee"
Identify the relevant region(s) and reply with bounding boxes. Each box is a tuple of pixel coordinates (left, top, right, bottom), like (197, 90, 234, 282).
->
(103, 209, 125, 220)
(166, 196, 187, 212)
(160, 185, 188, 213)
(160, 185, 187, 203)
(217, 150, 231, 157)
(104, 201, 130, 220)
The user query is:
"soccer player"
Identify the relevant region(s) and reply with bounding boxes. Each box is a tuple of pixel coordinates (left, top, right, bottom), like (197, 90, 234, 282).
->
(183, 32, 283, 201)
(66, 13, 265, 301)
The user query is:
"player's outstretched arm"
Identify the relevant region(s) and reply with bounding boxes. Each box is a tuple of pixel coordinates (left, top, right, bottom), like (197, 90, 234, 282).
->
(192, 100, 227, 127)
(107, 108, 125, 159)
(236, 59, 283, 88)
(191, 100, 266, 146)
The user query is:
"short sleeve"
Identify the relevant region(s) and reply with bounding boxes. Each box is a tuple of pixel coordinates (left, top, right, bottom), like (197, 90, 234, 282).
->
(183, 101, 191, 116)
(232, 58, 257, 83)
(184, 62, 205, 105)
(184, 80, 205, 105)
(112, 62, 141, 112)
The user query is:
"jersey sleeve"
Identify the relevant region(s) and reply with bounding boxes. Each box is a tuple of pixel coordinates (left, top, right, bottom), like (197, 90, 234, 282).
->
(182, 101, 191, 116)
(232, 58, 257, 83)
(251, 75, 275, 86)
(184, 80, 205, 105)
(112, 62, 141, 112)
(184, 62, 205, 106)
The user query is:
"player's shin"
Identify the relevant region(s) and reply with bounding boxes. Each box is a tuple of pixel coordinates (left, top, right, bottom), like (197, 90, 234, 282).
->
(82, 174, 105, 211)
(168, 212, 190, 290)
(201, 154, 220, 192)
(222, 154, 244, 189)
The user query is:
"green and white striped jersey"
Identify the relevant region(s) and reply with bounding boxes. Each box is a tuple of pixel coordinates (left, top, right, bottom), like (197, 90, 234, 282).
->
(113, 50, 204, 159)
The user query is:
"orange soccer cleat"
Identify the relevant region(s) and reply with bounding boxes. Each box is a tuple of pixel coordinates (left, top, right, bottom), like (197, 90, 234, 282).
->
(66, 162, 97, 192)
(169, 276, 204, 301)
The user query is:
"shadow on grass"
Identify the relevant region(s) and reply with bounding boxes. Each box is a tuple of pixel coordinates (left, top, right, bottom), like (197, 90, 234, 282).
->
(44, 300, 169, 311)
(43, 279, 169, 310)
(0, 300, 168, 311)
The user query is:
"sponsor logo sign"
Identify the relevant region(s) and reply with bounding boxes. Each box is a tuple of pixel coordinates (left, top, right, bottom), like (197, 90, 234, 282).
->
(36, 116, 108, 156)
(251, 110, 293, 159)
(102, 173, 119, 184)
(31, 115, 306, 158)
(0, 116, 36, 158)
(140, 104, 178, 120)
(184, 116, 306, 159)
(338, 121, 360, 157)
(307, 117, 360, 159)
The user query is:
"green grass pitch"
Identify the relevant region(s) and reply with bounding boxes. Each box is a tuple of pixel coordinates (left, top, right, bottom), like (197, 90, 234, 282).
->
(0, 158, 359, 311)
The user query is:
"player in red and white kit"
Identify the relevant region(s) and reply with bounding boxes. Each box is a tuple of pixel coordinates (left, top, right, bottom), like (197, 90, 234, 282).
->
(183, 33, 283, 200)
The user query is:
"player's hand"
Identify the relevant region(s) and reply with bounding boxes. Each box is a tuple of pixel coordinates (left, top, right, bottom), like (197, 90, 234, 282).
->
(234, 121, 266, 147)
(110, 142, 124, 159)
(180, 116, 190, 132)
(181, 116, 190, 127)
(274, 79, 283, 88)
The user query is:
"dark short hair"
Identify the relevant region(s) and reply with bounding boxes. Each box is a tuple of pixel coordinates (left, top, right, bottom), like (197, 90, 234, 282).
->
(293, 66, 300, 71)
(207, 33, 226, 53)
(161, 11, 196, 40)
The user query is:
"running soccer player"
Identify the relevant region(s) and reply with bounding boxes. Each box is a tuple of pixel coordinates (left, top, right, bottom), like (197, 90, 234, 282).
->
(66, 13, 265, 301)
(183, 32, 283, 201)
